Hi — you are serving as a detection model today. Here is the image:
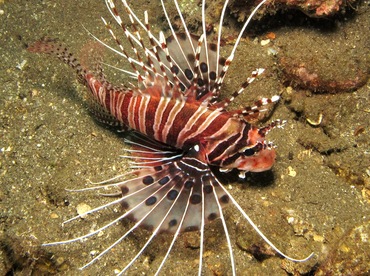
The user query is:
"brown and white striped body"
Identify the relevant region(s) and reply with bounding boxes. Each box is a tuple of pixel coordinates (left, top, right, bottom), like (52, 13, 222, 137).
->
(87, 73, 270, 161)
(28, 0, 313, 275)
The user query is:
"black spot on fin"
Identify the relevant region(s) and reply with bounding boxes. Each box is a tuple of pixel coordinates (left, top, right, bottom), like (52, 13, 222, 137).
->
(151, 33, 225, 101)
(118, 137, 230, 234)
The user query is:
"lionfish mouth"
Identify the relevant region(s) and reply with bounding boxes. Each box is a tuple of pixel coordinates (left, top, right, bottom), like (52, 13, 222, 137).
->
(28, 0, 314, 274)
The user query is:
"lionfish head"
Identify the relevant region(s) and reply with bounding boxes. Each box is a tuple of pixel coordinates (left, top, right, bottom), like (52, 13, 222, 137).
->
(220, 118, 285, 174)
(236, 120, 283, 172)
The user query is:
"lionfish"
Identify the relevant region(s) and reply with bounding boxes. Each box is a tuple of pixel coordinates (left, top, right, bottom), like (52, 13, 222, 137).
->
(28, 0, 313, 274)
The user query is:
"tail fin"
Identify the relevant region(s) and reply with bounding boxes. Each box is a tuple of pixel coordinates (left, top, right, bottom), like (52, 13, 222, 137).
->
(28, 37, 87, 84)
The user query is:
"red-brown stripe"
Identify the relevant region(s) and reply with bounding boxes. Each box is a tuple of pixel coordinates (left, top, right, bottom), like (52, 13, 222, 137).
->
(153, 97, 170, 141)
(156, 99, 176, 142)
(144, 96, 159, 138)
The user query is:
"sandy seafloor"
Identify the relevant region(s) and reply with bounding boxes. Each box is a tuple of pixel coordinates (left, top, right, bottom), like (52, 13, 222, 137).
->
(0, 0, 369, 275)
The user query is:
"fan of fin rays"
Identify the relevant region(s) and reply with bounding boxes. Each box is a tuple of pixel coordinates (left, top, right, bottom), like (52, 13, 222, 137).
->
(42, 0, 314, 275)
(85, 0, 271, 104)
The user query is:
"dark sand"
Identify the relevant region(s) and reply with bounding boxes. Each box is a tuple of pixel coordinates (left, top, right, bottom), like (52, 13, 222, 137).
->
(1, 0, 369, 275)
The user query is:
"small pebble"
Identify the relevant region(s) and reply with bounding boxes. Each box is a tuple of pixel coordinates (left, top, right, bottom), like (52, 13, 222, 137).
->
(265, 32, 276, 40)
(50, 213, 59, 219)
(313, 234, 324, 242)
(55, 256, 65, 266)
(76, 203, 92, 218)
(260, 39, 270, 46)
(16, 59, 27, 70)
(267, 47, 277, 56)
(287, 166, 297, 177)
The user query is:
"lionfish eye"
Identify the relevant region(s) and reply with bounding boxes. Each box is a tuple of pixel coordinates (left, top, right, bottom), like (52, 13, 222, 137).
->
(244, 142, 264, 156)
(243, 147, 256, 156)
